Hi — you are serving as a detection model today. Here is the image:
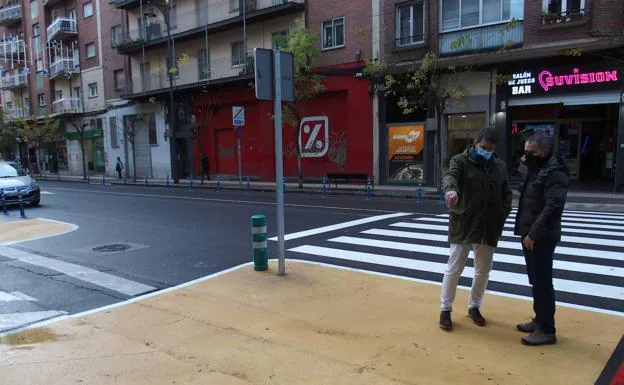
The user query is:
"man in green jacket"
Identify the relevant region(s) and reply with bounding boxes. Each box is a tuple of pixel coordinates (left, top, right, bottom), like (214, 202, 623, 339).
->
(440, 128, 512, 331)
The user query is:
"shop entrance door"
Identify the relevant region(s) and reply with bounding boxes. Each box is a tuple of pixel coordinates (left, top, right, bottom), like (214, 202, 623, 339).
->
(557, 120, 611, 182)
(557, 121, 581, 181)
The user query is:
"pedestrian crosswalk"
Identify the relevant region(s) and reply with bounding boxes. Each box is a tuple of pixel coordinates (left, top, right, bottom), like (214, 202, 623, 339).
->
(286, 209, 624, 315)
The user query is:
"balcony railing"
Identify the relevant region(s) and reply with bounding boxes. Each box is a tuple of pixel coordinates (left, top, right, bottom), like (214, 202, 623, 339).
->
(49, 58, 78, 79)
(0, 3, 22, 25)
(52, 98, 82, 115)
(117, 0, 303, 53)
(0, 38, 25, 57)
(4, 106, 30, 120)
(0, 73, 27, 89)
(439, 20, 524, 57)
(395, 34, 425, 48)
(46, 17, 78, 42)
(541, 9, 585, 25)
(127, 53, 254, 95)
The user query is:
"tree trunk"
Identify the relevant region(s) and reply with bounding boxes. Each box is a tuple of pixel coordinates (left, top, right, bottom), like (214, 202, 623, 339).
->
(80, 139, 87, 181)
(132, 142, 137, 182)
(435, 106, 443, 193)
(37, 146, 43, 177)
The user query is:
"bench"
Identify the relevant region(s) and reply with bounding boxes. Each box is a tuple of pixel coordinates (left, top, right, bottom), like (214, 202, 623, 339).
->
(326, 173, 373, 189)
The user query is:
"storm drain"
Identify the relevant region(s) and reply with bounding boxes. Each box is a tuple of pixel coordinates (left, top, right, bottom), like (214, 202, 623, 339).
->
(92, 244, 132, 253)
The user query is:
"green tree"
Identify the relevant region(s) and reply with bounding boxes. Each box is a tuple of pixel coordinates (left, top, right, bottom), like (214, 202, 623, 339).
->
(280, 25, 327, 189)
(17, 115, 62, 175)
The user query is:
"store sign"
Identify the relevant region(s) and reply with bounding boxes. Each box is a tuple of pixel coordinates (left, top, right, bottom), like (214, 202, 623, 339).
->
(387, 124, 424, 181)
(507, 66, 621, 97)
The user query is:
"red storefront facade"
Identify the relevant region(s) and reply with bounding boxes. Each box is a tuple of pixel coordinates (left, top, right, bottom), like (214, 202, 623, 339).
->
(192, 68, 373, 181)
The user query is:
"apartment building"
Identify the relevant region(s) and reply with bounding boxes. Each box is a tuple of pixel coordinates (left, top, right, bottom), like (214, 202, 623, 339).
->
(113, 0, 376, 181)
(378, 0, 624, 190)
(0, 0, 134, 177)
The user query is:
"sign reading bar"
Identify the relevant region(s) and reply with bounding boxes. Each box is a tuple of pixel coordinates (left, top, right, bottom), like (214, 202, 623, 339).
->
(507, 65, 621, 97)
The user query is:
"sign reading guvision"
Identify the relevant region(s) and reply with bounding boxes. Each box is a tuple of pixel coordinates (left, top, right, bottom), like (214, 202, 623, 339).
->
(506, 65, 621, 97)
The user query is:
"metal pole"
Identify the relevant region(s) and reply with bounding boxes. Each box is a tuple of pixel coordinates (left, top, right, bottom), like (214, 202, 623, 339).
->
(237, 135, 242, 185)
(242, 0, 247, 76)
(164, 4, 178, 184)
(274, 50, 285, 276)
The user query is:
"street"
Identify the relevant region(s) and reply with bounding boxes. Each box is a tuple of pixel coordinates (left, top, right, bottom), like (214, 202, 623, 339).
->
(0, 181, 623, 334)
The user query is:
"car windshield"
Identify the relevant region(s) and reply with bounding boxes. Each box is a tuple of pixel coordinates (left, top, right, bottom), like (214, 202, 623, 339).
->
(0, 163, 27, 178)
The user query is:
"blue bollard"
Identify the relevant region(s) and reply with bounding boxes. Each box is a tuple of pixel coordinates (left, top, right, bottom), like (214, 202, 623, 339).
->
(102, 173, 106, 186)
(246, 177, 251, 194)
(1, 189, 8, 216)
(216, 176, 222, 192)
(166, 174, 170, 187)
(189, 174, 194, 191)
(87, 175, 90, 184)
(439, 192, 445, 204)
(18, 193, 26, 219)
(416, 179, 424, 204)
(282, 177, 287, 194)
(321, 176, 328, 197)
(365, 177, 372, 200)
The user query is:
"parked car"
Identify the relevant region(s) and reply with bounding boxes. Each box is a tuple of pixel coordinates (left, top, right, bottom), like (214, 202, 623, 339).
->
(0, 161, 40, 206)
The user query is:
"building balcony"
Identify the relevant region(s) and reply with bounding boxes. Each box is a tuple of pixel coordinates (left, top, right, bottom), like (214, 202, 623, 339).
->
(123, 53, 254, 97)
(0, 2, 22, 26)
(49, 58, 79, 80)
(4, 106, 30, 121)
(117, 0, 304, 54)
(43, 0, 64, 7)
(46, 17, 78, 42)
(0, 38, 25, 57)
(52, 98, 83, 115)
(0, 73, 27, 89)
(439, 20, 524, 57)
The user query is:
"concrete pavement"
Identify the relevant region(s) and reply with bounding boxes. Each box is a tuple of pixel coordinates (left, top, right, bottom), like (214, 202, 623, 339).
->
(1, 261, 622, 385)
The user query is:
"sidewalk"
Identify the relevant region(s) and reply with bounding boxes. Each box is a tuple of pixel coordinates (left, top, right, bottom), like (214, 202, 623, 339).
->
(1, 260, 622, 385)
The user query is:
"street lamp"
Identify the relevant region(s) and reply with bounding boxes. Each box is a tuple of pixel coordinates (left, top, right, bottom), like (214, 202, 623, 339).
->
(144, 0, 179, 184)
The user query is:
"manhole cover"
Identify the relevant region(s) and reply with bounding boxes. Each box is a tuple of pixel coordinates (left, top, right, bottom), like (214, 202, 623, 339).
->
(92, 244, 132, 253)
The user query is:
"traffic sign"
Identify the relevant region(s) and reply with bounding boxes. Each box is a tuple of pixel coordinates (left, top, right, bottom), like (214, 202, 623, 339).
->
(254, 48, 294, 102)
(232, 106, 245, 126)
(299, 116, 329, 158)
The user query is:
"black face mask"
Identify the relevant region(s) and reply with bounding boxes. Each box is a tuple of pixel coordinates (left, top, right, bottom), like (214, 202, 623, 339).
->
(525, 153, 546, 169)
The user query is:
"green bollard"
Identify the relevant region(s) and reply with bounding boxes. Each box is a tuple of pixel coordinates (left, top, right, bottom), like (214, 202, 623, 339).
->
(251, 215, 268, 271)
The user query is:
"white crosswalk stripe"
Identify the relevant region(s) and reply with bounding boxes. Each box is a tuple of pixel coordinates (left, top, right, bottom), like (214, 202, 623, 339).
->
(285, 209, 624, 315)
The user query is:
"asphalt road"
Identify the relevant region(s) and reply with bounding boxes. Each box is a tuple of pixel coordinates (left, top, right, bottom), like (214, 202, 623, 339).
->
(1, 180, 622, 334)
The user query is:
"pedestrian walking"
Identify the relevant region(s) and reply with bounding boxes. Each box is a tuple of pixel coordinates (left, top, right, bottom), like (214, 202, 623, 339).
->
(514, 132, 568, 346)
(439, 128, 512, 331)
(115, 157, 124, 179)
(201, 152, 209, 184)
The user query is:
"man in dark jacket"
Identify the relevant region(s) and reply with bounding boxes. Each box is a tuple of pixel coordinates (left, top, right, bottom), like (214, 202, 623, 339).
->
(515, 132, 568, 346)
(200, 152, 209, 184)
(440, 128, 512, 331)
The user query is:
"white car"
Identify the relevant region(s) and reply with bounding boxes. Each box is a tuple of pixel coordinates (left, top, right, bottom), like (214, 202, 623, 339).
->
(0, 161, 41, 206)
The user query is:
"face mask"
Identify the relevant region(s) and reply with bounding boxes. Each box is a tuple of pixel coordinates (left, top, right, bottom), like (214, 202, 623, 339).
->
(475, 146, 493, 161)
(524, 153, 545, 169)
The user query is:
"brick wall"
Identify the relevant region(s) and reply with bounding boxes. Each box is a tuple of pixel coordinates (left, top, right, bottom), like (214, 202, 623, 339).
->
(100, 2, 126, 100)
(307, 0, 372, 67)
(382, 0, 437, 65)
(75, 0, 99, 71)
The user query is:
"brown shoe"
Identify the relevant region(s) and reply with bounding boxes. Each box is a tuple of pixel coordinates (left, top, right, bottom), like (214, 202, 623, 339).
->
(521, 330, 557, 346)
(439, 311, 453, 331)
(468, 308, 486, 327)
(517, 319, 537, 333)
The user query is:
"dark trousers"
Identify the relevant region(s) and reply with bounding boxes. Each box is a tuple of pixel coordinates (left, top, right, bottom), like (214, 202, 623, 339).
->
(117, 169, 122, 179)
(522, 238, 557, 334)
(200, 166, 209, 183)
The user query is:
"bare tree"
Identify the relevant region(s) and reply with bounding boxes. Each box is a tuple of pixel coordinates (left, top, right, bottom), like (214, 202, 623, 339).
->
(17, 115, 62, 176)
(67, 116, 90, 180)
(122, 114, 146, 182)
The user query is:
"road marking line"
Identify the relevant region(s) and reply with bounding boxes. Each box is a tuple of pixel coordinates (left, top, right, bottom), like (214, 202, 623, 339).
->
(40, 191, 55, 195)
(1, 219, 79, 246)
(293, 243, 624, 301)
(0, 246, 156, 296)
(0, 291, 37, 302)
(0, 310, 67, 332)
(414, 216, 624, 231)
(361, 228, 624, 261)
(440, 213, 624, 225)
(267, 212, 412, 241)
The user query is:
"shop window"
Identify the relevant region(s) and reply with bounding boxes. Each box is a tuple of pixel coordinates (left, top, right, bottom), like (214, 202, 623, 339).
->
(322, 17, 345, 50)
(396, 2, 425, 47)
(447, 113, 486, 157)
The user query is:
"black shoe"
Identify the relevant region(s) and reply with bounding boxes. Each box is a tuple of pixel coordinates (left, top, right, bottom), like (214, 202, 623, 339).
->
(439, 311, 453, 331)
(517, 318, 537, 333)
(468, 308, 486, 327)
(521, 330, 557, 346)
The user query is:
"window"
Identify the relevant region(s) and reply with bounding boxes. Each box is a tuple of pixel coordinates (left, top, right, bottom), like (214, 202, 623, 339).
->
(321, 17, 345, 50)
(271, 30, 289, 50)
(88, 83, 98, 98)
(114, 69, 125, 90)
(90, 118, 103, 131)
(111, 25, 122, 48)
(30, 0, 37, 19)
(109, 117, 119, 148)
(32, 24, 41, 58)
(74, 86, 81, 99)
(396, 2, 425, 47)
(6, 102, 12, 110)
(229, 0, 239, 12)
(440, 0, 523, 31)
(86, 42, 96, 59)
(543, 0, 584, 15)
(148, 115, 157, 145)
(83, 2, 93, 18)
(198, 48, 210, 80)
(38, 94, 45, 107)
(55, 90, 63, 101)
(36, 72, 44, 89)
(231, 41, 245, 66)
